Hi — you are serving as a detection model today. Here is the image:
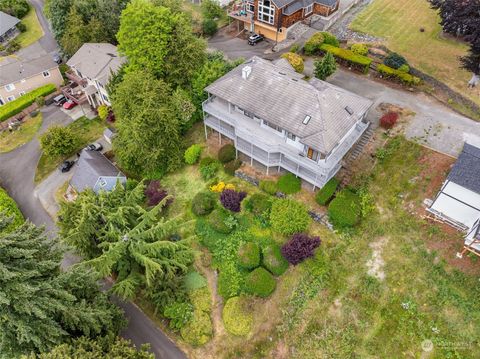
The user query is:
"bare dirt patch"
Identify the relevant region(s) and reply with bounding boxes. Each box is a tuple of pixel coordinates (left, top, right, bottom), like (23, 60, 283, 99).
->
(366, 237, 389, 281)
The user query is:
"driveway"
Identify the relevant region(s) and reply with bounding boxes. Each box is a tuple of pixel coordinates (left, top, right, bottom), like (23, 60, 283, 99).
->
(208, 30, 272, 60)
(29, 0, 58, 54)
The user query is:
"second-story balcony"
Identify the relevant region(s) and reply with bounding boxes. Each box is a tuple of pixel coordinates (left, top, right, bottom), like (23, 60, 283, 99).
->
(65, 70, 87, 87)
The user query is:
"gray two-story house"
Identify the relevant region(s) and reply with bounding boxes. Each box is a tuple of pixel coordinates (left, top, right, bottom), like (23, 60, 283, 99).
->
(202, 56, 373, 190)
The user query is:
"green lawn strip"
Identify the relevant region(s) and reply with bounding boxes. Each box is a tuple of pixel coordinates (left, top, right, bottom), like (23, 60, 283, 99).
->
(16, 6, 44, 48)
(35, 117, 106, 183)
(0, 113, 42, 153)
(349, 0, 476, 106)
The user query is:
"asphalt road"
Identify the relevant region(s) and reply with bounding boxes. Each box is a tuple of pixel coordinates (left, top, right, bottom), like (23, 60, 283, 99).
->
(29, 0, 59, 54)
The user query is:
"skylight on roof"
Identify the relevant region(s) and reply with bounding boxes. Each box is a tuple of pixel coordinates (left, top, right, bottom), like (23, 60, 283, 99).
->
(303, 115, 311, 125)
(345, 106, 354, 115)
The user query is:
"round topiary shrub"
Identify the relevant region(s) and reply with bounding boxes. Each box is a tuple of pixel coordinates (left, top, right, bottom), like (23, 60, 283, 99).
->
(191, 191, 216, 216)
(328, 189, 361, 228)
(220, 189, 247, 212)
(315, 178, 339, 206)
(208, 208, 235, 234)
(280, 52, 304, 73)
(224, 159, 242, 176)
(180, 309, 213, 346)
(218, 144, 236, 164)
(222, 296, 253, 336)
(259, 180, 278, 195)
(237, 242, 260, 270)
(184, 144, 203, 165)
(281, 233, 321, 265)
(384, 52, 408, 69)
(304, 32, 325, 55)
(380, 112, 399, 129)
(350, 43, 369, 56)
(244, 193, 272, 216)
(277, 173, 301, 194)
(320, 31, 340, 47)
(245, 267, 276, 297)
(270, 199, 311, 235)
(262, 244, 288, 276)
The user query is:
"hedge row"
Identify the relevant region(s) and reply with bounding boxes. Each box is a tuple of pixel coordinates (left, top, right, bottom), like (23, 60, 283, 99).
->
(0, 187, 24, 232)
(377, 64, 421, 86)
(320, 44, 372, 74)
(0, 84, 57, 122)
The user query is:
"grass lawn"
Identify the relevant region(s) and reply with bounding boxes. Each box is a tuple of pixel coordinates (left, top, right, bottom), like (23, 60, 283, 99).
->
(0, 113, 42, 153)
(16, 6, 44, 48)
(350, 0, 479, 106)
(35, 117, 106, 183)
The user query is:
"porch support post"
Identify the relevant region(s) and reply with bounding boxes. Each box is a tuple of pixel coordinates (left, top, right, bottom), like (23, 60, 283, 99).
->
(204, 123, 208, 140)
(313, 173, 318, 191)
(250, 143, 253, 166)
(219, 131, 221, 145)
(296, 163, 300, 177)
(266, 152, 270, 175)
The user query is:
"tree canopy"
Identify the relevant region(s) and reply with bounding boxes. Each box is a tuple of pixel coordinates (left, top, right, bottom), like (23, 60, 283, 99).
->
(0, 215, 124, 356)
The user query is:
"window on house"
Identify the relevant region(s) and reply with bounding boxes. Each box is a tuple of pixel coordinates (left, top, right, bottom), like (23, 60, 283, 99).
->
(19, 91, 25, 96)
(0, 97, 4, 106)
(258, 0, 275, 25)
(306, 147, 319, 162)
(7, 95, 15, 102)
(262, 120, 282, 133)
(286, 131, 296, 141)
(5, 83, 15, 92)
(102, 93, 109, 101)
(42, 71, 50, 78)
(246, 0, 255, 12)
(305, 4, 313, 14)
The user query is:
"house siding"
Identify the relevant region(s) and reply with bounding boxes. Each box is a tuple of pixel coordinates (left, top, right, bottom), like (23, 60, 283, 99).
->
(0, 67, 63, 104)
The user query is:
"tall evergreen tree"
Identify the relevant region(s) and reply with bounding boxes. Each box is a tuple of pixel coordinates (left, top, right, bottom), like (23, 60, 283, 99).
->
(314, 52, 337, 80)
(0, 216, 124, 356)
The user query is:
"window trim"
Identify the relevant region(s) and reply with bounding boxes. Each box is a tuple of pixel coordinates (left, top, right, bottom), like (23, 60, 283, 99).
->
(42, 70, 51, 78)
(257, 0, 275, 25)
(305, 4, 313, 15)
(0, 97, 4, 106)
(18, 91, 26, 96)
(5, 83, 15, 92)
(7, 95, 16, 102)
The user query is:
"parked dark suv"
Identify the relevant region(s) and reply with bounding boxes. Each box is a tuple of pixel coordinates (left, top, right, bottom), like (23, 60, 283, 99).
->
(248, 33, 264, 46)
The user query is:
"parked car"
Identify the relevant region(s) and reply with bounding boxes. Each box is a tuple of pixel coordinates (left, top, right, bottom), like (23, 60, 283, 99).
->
(59, 160, 75, 173)
(63, 100, 77, 110)
(248, 33, 264, 46)
(85, 142, 103, 151)
(52, 53, 62, 64)
(53, 94, 67, 106)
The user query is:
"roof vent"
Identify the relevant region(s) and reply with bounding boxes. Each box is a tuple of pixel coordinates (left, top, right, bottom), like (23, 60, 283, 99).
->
(242, 66, 252, 80)
(345, 106, 354, 115)
(303, 115, 311, 125)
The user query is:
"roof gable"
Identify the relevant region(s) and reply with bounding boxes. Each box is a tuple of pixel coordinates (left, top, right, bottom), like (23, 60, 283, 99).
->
(0, 54, 58, 85)
(0, 11, 20, 36)
(448, 143, 480, 194)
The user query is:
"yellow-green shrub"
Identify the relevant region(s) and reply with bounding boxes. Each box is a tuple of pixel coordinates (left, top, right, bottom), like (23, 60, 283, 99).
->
(280, 52, 304, 73)
(222, 296, 253, 336)
(377, 64, 421, 86)
(320, 44, 372, 74)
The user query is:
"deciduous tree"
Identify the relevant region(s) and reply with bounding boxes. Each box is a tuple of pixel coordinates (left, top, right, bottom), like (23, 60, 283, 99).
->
(39, 125, 78, 157)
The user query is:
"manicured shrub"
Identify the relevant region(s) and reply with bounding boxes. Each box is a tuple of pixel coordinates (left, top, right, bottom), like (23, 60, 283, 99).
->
(398, 64, 410, 73)
(304, 32, 325, 55)
(350, 43, 369, 56)
(244, 193, 272, 216)
(192, 191, 216, 216)
(145, 180, 171, 207)
(222, 297, 253, 336)
(384, 52, 408, 69)
(290, 43, 300, 53)
(277, 173, 301, 194)
(184, 144, 203, 165)
(377, 64, 421, 86)
(328, 189, 361, 228)
(245, 267, 276, 298)
(281, 233, 321, 265)
(315, 178, 339, 205)
(208, 208, 235, 234)
(262, 244, 288, 276)
(270, 199, 310, 235)
(380, 112, 399, 129)
(320, 44, 372, 74)
(0, 84, 56, 122)
(39, 126, 78, 157)
(163, 301, 194, 331)
(280, 52, 304, 73)
(97, 104, 109, 121)
(218, 144, 236, 163)
(224, 158, 242, 176)
(202, 18, 218, 36)
(0, 187, 24, 232)
(16, 22, 26, 33)
(320, 32, 340, 47)
(199, 157, 221, 180)
(210, 181, 235, 193)
(180, 309, 212, 346)
(237, 242, 260, 270)
(259, 180, 277, 195)
(220, 189, 247, 212)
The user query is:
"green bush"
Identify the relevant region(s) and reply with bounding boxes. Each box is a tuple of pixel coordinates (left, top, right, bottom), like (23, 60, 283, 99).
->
(5, 39, 20, 54)
(259, 180, 277, 195)
(0, 187, 24, 232)
(202, 18, 218, 36)
(199, 157, 221, 180)
(320, 44, 372, 74)
(398, 64, 410, 73)
(315, 178, 339, 205)
(163, 301, 194, 331)
(270, 199, 310, 235)
(280, 52, 304, 73)
(277, 173, 301, 194)
(224, 159, 242, 176)
(377, 64, 421, 86)
(320, 32, 340, 47)
(180, 309, 212, 346)
(218, 144, 236, 163)
(262, 244, 288, 276)
(183, 271, 208, 292)
(384, 52, 408, 69)
(191, 191, 216, 216)
(222, 297, 253, 336)
(245, 267, 276, 298)
(328, 189, 361, 228)
(208, 208, 235, 234)
(237, 242, 260, 270)
(39, 126, 79, 157)
(244, 193, 272, 216)
(185, 144, 203, 165)
(0, 0, 30, 18)
(97, 104, 109, 121)
(290, 43, 300, 53)
(0, 84, 56, 122)
(304, 32, 325, 55)
(16, 22, 26, 33)
(350, 43, 368, 56)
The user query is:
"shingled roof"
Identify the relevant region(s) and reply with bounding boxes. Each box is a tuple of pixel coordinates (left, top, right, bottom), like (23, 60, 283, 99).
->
(447, 143, 480, 194)
(273, 0, 338, 12)
(0, 54, 58, 86)
(205, 56, 372, 154)
(0, 11, 20, 37)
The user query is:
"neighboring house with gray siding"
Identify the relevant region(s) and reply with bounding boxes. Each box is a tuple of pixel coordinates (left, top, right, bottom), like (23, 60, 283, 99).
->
(0, 11, 20, 43)
(203, 56, 373, 190)
(70, 150, 126, 194)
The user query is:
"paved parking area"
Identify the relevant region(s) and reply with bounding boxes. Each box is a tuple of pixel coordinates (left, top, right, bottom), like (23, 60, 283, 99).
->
(208, 29, 272, 60)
